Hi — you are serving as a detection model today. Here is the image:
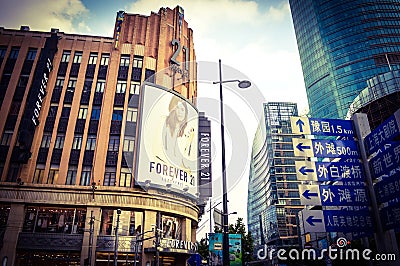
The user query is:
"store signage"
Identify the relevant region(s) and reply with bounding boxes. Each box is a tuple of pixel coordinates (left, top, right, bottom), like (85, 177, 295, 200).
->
(159, 238, 198, 252)
(291, 117, 354, 137)
(114, 11, 124, 48)
(31, 58, 52, 126)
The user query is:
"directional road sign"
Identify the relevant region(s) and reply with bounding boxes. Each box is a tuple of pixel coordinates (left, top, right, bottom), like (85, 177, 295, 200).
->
(369, 141, 400, 179)
(301, 209, 373, 233)
(364, 108, 400, 156)
(291, 116, 355, 137)
(295, 161, 364, 181)
(293, 138, 360, 158)
(380, 204, 400, 231)
(374, 172, 400, 205)
(299, 184, 369, 206)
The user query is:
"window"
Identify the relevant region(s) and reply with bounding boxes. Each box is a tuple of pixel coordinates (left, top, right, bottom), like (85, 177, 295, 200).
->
(86, 135, 96, 150)
(61, 51, 71, 63)
(26, 49, 37, 61)
(78, 107, 88, 119)
(41, 133, 52, 148)
(66, 166, 77, 185)
(88, 53, 98, 65)
(0, 131, 13, 146)
(91, 107, 101, 120)
(116, 81, 126, 93)
(108, 136, 120, 151)
(61, 106, 71, 118)
(72, 135, 83, 149)
(54, 135, 65, 149)
(9, 47, 19, 59)
(47, 169, 58, 184)
(120, 55, 130, 67)
(73, 52, 82, 63)
(123, 137, 135, 152)
(133, 56, 143, 68)
(130, 81, 140, 95)
(18, 76, 29, 87)
(33, 166, 45, 183)
(6, 164, 20, 182)
(100, 54, 110, 66)
(0, 47, 6, 59)
(104, 167, 116, 186)
(112, 110, 123, 121)
(67, 78, 77, 91)
(55, 77, 64, 90)
(48, 105, 58, 118)
(96, 80, 105, 92)
(9, 101, 21, 115)
(80, 166, 91, 186)
(120, 168, 132, 187)
(126, 109, 137, 122)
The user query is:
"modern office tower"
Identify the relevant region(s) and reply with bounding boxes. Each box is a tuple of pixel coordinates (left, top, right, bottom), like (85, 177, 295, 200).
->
(0, 6, 203, 266)
(247, 102, 303, 250)
(289, 0, 400, 119)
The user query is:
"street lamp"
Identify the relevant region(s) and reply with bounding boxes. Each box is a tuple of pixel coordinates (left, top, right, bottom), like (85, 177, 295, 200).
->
(212, 59, 251, 265)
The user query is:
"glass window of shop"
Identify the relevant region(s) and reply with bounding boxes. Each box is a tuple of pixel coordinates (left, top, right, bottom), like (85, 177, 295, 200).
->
(99, 209, 143, 236)
(0, 205, 10, 238)
(22, 206, 86, 234)
(161, 215, 182, 239)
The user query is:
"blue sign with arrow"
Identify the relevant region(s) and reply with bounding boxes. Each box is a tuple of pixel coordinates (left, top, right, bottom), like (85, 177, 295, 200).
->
(290, 116, 355, 137)
(295, 161, 364, 181)
(293, 138, 360, 158)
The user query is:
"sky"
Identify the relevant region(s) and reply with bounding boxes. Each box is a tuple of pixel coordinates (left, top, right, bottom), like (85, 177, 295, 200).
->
(0, 0, 308, 237)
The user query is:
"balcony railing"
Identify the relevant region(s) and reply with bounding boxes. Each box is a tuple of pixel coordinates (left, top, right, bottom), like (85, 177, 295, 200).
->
(17, 232, 83, 251)
(96, 235, 141, 253)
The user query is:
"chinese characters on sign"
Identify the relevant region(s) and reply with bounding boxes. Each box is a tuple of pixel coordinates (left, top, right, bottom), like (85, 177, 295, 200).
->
(293, 138, 360, 158)
(295, 161, 364, 181)
(369, 142, 400, 179)
(374, 172, 400, 205)
(299, 185, 369, 206)
(290, 117, 354, 137)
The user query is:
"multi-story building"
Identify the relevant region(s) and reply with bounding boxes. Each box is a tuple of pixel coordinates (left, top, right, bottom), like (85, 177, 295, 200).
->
(289, 0, 400, 119)
(247, 102, 303, 251)
(0, 5, 204, 266)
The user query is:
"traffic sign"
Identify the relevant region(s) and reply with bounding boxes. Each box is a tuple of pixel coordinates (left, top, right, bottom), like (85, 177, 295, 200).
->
(291, 116, 354, 137)
(299, 185, 369, 206)
(364, 108, 400, 156)
(369, 141, 400, 179)
(374, 172, 400, 205)
(295, 161, 364, 181)
(293, 138, 360, 158)
(380, 204, 400, 231)
(300, 209, 373, 233)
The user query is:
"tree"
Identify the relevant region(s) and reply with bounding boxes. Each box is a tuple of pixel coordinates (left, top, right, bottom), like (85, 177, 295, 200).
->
(197, 237, 209, 261)
(215, 217, 255, 264)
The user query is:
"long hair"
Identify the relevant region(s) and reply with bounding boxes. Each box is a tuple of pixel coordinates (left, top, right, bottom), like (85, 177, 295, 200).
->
(165, 96, 188, 137)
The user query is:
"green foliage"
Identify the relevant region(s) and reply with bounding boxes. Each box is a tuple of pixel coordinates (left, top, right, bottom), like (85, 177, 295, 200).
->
(197, 237, 209, 260)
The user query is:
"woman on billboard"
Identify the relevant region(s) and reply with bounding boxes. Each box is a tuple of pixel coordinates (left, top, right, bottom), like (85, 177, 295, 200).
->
(162, 96, 195, 169)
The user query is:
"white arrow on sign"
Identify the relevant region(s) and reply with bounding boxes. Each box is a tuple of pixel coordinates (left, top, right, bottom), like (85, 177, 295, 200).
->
(295, 161, 317, 181)
(298, 184, 321, 206)
(292, 138, 314, 157)
(301, 210, 325, 233)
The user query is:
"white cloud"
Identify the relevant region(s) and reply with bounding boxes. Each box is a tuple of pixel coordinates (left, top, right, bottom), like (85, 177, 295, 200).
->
(0, 0, 89, 33)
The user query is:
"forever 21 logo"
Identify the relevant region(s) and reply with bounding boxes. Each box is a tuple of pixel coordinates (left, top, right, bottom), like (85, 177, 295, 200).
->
(170, 39, 189, 70)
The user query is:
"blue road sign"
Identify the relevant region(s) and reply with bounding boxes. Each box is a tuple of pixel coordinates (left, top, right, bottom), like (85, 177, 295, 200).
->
(290, 117, 354, 137)
(364, 108, 400, 156)
(324, 210, 373, 233)
(296, 161, 364, 181)
(374, 172, 400, 205)
(369, 141, 400, 179)
(299, 185, 369, 206)
(380, 204, 400, 231)
(293, 138, 360, 158)
(301, 209, 373, 233)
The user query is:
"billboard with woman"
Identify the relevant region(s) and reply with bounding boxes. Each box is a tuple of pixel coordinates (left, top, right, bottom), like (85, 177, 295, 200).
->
(133, 83, 198, 197)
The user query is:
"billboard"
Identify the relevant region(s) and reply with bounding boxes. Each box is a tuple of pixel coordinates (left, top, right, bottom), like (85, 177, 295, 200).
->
(134, 83, 198, 197)
(229, 234, 242, 266)
(208, 233, 242, 265)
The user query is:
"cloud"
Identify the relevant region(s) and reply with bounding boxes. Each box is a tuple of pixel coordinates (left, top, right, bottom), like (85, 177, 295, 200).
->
(0, 0, 89, 33)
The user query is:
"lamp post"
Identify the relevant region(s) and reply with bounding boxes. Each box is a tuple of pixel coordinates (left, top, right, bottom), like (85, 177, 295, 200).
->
(114, 209, 121, 266)
(212, 59, 251, 265)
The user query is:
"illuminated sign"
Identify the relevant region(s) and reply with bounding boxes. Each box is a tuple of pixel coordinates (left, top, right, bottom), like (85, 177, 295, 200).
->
(114, 11, 124, 48)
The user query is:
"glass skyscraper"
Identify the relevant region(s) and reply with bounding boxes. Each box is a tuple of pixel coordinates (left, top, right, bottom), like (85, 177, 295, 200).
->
(289, 0, 400, 119)
(247, 102, 303, 250)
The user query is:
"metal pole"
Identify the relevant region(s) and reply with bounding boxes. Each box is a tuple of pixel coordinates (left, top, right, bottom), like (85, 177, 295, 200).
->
(218, 59, 230, 266)
(155, 212, 160, 266)
(114, 209, 121, 266)
(88, 211, 94, 266)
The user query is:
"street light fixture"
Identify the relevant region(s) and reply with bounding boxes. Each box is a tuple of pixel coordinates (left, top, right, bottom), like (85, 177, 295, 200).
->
(212, 59, 251, 265)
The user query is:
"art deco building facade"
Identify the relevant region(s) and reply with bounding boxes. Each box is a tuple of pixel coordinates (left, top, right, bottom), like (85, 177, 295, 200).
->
(247, 102, 303, 250)
(289, 0, 400, 119)
(0, 6, 202, 266)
